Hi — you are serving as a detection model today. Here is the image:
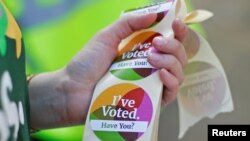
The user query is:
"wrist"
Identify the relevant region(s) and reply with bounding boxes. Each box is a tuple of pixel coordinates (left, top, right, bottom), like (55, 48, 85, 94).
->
(54, 68, 92, 126)
(28, 69, 71, 129)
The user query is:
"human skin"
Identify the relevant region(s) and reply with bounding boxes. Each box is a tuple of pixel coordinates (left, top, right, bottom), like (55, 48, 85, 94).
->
(28, 13, 188, 130)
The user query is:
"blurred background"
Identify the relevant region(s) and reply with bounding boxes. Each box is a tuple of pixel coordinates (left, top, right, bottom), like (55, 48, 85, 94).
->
(4, 0, 250, 140)
(159, 0, 250, 141)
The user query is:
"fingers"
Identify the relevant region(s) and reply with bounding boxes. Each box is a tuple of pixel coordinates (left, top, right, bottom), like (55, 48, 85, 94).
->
(159, 69, 179, 107)
(150, 19, 188, 107)
(148, 53, 185, 84)
(172, 19, 188, 42)
(148, 18, 187, 83)
(152, 36, 187, 67)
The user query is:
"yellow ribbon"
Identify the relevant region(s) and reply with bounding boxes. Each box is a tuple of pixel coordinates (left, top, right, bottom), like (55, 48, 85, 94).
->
(0, 1, 22, 58)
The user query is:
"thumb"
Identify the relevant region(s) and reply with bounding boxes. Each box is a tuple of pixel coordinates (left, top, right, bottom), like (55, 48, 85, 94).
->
(66, 14, 156, 84)
(93, 13, 157, 49)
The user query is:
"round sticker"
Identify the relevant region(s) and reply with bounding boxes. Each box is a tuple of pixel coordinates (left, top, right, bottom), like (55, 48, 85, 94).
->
(110, 31, 161, 80)
(89, 83, 153, 141)
(184, 29, 200, 59)
(179, 62, 226, 117)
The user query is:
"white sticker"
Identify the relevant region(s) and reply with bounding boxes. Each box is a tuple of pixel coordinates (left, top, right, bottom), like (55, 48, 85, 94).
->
(90, 120, 148, 132)
(124, 2, 172, 15)
(110, 58, 154, 70)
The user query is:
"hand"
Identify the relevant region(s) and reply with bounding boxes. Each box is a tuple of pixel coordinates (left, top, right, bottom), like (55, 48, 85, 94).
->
(29, 13, 157, 129)
(65, 15, 187, 123)
(29, 13, 188, 129)
(64, 13, 158, 123)
(148, 19, 188, 108)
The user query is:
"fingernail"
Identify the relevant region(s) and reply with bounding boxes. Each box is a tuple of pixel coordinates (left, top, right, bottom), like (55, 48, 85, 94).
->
(154, 36, 167, 47)
(149, 53, 161, 61)
(176, 18, 184, 24)
(175, 18, 185, 30)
